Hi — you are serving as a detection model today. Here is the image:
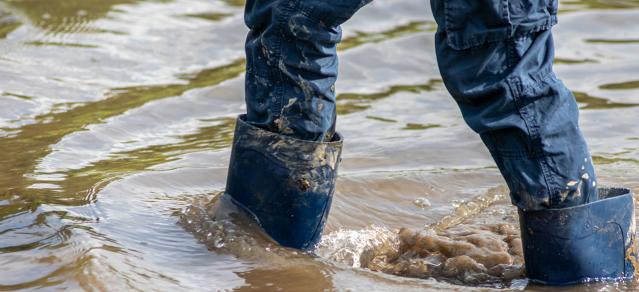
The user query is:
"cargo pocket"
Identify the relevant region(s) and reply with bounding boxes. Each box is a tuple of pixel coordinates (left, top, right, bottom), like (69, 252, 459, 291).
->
(444, 0, 558, 50)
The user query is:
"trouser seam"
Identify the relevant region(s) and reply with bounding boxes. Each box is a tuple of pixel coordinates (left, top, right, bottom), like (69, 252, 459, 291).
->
(506, 75, 558, 207)
(270, 0, 298, 121)
(502, 0, 511, 35)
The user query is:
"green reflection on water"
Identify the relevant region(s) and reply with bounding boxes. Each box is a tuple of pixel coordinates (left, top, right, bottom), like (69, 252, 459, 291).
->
(402, 123, 441, 131)
(0, 11, 21, 38)
(554, 57, 597, 65)
(182, 12, 233, 22)
(337, 80, 443, 115)
(366, 115, 444, 132)
(366, 116, 398, 123)
(338, 21, 436, 51)
(600, 80, 639, 90)
(560, 0, 639, 12)
(55, 117, 236, 198)
(222, 0, 245, 7)
(573, 91, 639, 110)
(3, 92, 35, 100)
(24, 40, 98, 48)
(0, 20, 19, 38)
(586, 38, 639, 44)
(5, 0, 139, 33)
(592, 155, 639, 165)
(0, 59, 245, 217)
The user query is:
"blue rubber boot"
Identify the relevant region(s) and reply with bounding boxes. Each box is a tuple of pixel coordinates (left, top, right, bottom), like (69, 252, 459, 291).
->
(519, 188, 638, 285)
(224, 115, 343, 250)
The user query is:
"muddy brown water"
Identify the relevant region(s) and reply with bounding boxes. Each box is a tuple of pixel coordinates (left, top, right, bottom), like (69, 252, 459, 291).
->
(1, 0, 639, 291)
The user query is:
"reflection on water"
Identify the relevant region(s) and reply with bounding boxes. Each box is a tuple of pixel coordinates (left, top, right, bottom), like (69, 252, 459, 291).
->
(1, 0, 639, 290)
(585, 38, 639, 44)
(182, 12, 233, 22)
(560, 0, 639, 12)
(4, 0, 139, 33)
(24, 40, 98, 47)
(573, 91, 639, 110)
(337, 80, 443, 115)
(554, 57, 597, 64)
(593, 155, 639, 166)
(600, 80, 639, 90)
(0, 10, 20, 38)
(222, 0, 245, 8)
(338, 21, 436, 51)
(0, 59, 245, 209)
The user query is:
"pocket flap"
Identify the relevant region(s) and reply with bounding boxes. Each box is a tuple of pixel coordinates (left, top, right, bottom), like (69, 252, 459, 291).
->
(444, 0, 558, 50)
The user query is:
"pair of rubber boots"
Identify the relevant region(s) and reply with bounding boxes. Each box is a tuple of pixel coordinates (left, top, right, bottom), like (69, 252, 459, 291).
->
(224, 115, 638, 285)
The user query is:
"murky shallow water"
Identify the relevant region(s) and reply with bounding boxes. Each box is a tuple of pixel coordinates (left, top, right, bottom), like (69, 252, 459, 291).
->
(1, 0, 639, 290)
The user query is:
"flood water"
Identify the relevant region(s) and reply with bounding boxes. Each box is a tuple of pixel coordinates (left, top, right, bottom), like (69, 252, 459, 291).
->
(1, 0, 639, 291)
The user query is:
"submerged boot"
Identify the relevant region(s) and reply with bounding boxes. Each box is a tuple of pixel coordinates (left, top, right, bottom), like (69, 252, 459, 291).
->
(224, 115, 343, 250)
(519, 188, 638, 285)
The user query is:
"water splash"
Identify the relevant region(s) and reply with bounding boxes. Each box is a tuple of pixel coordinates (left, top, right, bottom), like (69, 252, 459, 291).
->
(179, 193, 264, 255)
(317, 188, 525, 288)
(178, 192, 316, 263)
(316, 225, 400, 268)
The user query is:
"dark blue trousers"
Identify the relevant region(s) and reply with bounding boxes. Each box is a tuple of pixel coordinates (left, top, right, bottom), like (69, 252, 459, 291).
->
(243, 0, 598, 211)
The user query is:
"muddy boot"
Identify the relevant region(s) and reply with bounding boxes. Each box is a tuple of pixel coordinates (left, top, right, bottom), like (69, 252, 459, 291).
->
(224, 115, 343, 250)
(518, 188, 638, 285)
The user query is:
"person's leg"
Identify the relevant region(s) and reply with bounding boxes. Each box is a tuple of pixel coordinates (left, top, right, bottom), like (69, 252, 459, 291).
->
(430, 0, 596, 211)
(225, 0, 370, 250)
(429, 0, 636, 284)
(244, 0, 370, 141)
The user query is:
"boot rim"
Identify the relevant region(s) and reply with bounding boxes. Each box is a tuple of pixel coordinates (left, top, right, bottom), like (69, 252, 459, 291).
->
(518, 187, 636, 285)
(236, 114, 344, 145)
(519, 187, 632, 214)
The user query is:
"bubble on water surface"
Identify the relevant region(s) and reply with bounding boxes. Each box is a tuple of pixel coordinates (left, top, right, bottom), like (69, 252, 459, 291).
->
(413, 197, 431, 208)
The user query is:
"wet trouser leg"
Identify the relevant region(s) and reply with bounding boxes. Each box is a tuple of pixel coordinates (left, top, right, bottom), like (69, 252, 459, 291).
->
(244, 0, 598, 211)
(225, 0, 370, 249)
(429, 0, 637, 284)
(244, 0, 370, 141)
(430, 0, 596, 211)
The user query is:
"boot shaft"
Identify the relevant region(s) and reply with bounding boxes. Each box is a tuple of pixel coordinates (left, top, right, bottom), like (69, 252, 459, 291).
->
(225, 115, 343, 250)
